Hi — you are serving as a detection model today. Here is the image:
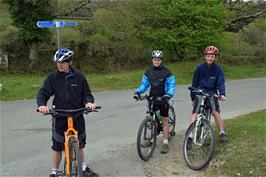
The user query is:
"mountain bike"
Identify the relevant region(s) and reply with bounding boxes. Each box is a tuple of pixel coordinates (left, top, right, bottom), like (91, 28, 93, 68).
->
(135, 95, 176, 161)
(183, 87, 217, 170)
(38, 106, 101, 177)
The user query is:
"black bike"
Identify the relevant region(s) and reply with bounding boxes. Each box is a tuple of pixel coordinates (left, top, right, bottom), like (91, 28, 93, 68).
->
(135, 95, 176, 161)
(183, 87, 217, 170)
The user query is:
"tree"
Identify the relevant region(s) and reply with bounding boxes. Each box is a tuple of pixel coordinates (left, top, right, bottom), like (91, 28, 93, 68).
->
(129, 0, 229, 60)
(4, 0, 54, 68)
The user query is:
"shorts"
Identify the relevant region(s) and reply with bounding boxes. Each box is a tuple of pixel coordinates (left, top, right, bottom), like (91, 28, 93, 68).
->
(192, 94, 220, 114)
(51, 116, 86, 151)
(153, 102, 169, 117)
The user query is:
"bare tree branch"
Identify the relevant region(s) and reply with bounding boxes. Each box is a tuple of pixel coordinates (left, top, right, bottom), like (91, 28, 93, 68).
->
(61, 0, 91, 16)
(226, 10, 266, 32)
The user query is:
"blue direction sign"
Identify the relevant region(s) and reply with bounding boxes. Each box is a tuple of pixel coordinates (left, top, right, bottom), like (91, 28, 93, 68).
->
(36, 21, 77, 28)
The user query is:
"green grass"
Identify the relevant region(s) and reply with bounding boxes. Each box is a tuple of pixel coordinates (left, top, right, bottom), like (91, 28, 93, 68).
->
(1, 61, 266, 101)
(207, 109, 266, 177)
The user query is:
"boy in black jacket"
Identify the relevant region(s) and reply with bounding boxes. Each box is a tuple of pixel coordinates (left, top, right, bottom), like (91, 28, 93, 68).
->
(37, 48, 99, 177)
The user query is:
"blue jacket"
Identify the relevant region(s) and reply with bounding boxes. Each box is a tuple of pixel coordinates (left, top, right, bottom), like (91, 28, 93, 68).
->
(190, 62, 225, 101)
(136, 65, 176, 97)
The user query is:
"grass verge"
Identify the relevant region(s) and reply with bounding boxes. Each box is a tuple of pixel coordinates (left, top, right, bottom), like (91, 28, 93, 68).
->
(1, 62, 266, 101)
(207, 109, 266, 177)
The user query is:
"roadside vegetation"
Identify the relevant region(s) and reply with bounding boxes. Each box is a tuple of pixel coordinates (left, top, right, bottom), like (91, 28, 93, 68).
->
(207, 109, 266, 177)
(1, 61, 266, 101)
(0, 1, 265, 101)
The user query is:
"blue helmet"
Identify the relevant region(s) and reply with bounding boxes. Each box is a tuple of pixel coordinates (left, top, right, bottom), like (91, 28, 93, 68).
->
(53, 48, 74, 62)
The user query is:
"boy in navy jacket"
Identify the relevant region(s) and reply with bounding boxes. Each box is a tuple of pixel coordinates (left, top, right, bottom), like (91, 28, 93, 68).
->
(187, 46, 228, 150)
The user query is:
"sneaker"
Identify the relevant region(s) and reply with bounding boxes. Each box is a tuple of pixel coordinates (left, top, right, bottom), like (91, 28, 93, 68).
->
(83, 167, 99, 177)
(160, 143, 169, 154)
(49, 174, 56, 177)
(141, 140, 152, 148)
(220, 133, 228, 143)
(186, 137, 193, 150)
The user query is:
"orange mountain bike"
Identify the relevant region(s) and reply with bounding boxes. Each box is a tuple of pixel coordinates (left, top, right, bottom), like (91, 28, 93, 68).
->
(38, 106, 101, 177)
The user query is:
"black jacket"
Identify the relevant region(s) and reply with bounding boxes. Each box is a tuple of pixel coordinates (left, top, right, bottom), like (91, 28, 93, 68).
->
(36, 68, 94, 109)
(143, 65, 175, 97)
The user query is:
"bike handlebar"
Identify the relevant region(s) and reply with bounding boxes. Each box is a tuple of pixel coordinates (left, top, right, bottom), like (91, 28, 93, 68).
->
(37, 106, 101, 116)
(135, 95, 164, 102)
(188, 87, 219, 98)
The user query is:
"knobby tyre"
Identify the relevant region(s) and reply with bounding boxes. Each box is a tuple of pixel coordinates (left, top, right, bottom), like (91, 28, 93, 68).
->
(168, 106, 176, 136)
(137, 116, 157, 161)
(183, 118, 215, 170)
(72, 138, 83, 177)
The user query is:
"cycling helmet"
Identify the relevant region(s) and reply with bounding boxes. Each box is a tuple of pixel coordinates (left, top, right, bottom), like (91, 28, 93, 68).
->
(53, 48, 74, 62)
(151, 50, 163, 59)
(204, 46, 219, 56)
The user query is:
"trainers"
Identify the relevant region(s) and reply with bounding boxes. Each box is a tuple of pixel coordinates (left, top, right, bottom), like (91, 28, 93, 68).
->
(141, 139, 152, 148)
(220, 133, 228, 143)
(160, 143, 169, 154)
(49, 174, 56, 177)
(186, 137, 193, 150)
(83, 167, 99, 177)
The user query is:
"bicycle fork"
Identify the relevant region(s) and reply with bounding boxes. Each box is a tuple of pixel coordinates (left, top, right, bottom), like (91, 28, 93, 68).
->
(193, 117, 206, 146)
(64, 118, 79, 176)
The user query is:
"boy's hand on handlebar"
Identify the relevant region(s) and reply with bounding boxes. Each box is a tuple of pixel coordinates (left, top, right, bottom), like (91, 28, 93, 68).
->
(38, 106, 49, 114)
(162, 94, 171, 104)
(133, 92, 140, 100)
(220, 95, 226, 101)
(85, 102, 97, 110)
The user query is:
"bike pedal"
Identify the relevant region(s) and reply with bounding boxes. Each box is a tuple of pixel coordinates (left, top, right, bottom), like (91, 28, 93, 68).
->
(170, 131, 176, 136)
(56, 171, 64, 177)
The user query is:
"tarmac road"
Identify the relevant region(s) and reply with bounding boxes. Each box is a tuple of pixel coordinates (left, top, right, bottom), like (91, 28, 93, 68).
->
(1, 78, 265, 177)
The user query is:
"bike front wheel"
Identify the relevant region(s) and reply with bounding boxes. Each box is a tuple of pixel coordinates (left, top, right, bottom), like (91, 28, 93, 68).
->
(137, 116, 157, 161)
(168, 105, 176, 136)
(65, 137, 83, 177)
(183, 118, 215, 170)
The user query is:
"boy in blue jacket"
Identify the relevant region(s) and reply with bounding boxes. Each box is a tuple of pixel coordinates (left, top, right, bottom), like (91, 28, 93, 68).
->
(134, 50, 176, 154)
(187, 46, 228, 150)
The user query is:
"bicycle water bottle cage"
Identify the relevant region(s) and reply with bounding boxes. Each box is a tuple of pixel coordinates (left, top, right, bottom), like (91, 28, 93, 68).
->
(155, 111, 161, 121)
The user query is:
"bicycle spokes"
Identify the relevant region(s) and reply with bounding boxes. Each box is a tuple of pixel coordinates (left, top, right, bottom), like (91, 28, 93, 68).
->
(183, 119, 215, 170)
(137, 117, 157, 161)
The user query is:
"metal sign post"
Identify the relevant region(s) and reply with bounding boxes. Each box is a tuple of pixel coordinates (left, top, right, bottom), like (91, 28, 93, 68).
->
(36, 21, 77, 49)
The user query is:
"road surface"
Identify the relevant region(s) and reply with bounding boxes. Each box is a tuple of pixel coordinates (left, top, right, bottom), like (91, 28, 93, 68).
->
(1, 78, 265, 177)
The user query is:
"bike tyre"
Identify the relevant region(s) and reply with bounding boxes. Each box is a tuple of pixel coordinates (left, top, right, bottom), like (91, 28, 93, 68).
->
(168, 105, 176, 136)
(71, 137, 83, 177)
(183, 119, 215, 170)
(137, 116, 157, 161)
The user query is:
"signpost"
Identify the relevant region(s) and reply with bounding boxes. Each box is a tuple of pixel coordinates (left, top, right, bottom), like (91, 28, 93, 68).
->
(36, 21, 77, 49)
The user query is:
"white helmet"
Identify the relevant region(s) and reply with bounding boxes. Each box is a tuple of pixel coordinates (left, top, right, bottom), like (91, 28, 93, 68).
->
(151, 50, 163, 59)
(53, 48, 74, 63)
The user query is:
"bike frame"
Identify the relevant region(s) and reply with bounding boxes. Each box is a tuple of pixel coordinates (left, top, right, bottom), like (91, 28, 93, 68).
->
(193, 95, 212, 146)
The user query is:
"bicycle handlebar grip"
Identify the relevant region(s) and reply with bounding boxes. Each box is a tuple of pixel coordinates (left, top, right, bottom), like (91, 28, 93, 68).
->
(133, 95, 139, 100)
(188, 86, 196, 90)
(95, 106, 102, 109)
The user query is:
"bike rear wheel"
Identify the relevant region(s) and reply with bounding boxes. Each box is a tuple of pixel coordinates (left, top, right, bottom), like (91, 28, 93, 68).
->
(168, 106, 176, 136)
(183, 118, 215, 170)
(137, 116, 157, 161)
